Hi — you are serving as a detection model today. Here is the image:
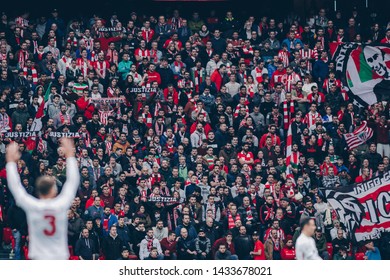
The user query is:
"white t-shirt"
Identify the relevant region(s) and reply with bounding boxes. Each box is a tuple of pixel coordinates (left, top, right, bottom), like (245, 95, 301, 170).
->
(295, 233, 322, 260)
(6, 157, 79, 260)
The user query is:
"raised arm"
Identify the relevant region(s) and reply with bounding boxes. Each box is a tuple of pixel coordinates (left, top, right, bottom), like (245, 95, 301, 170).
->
(6, 142, 37, 208)
(57, 138, 80, 207)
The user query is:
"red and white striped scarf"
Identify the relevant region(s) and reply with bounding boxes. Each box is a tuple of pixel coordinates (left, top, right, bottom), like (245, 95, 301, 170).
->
(59, 112, 71, 124)
(228, 213, 241, 229)
(67, 37, 78, 48)
(77, 58, 89, 78)
(135, 48, 150, 59)
(142, 112, 153, 127)
(105, 141, 113, 155)
(18, 50, 29, 69)
(154, 101, 162, 116)
(341, 86, 349, 102)
(193, 68, 204, 93)
(82, 37, 92, 50)
(239, 71, 247, 84)
(90, 51, 98, 62)
(37, 137, 46, 154)
(142, 29, 153, 42)
(246, 83, 256, 98)
(106, 49, 118, 65)
(323, 78, 341, 93)
(254, 67, 263, 84)
(150, 173, 162, 186)
(283, 73, 300, 92)
(234, 105, 249, 118)
(96, 60, 108, 79)
(32, 40, 39, 54)
(0, 113, 11, 132)
(283, 100, 295, 130)
(242, 46, 254, 65)
(23, 67, 38, 84)
(278, 50, 290, 67)
(78, 129, 91, 147)
(61, 56, 71, 70)
(304, 111, 320, 128)
(150, 49, 159, 64)
(173, 61, 184, 73)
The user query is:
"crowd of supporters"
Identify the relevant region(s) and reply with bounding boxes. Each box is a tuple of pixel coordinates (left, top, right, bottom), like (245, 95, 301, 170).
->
(0, 6, 389, 260)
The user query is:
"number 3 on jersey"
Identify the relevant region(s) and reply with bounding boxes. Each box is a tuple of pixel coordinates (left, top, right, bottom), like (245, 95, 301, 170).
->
(43, 215, 56, 236)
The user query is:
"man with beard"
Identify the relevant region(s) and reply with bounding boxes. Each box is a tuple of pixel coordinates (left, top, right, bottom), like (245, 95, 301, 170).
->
(219, 142, 237, 164)
(299, 199, 322, 228)
(190, 123, 206, 148)
(234, 225, 252, 260)
(237, 143, 254, 167)
(259, 195, 276, 236)
(259, 124, 280, 148)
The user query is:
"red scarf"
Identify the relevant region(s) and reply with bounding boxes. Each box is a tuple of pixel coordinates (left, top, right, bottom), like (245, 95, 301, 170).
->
(142, 112, 153, 127)
(61, 56, 71, 70)
(254, 67, 263, 84)
(278, 50, 290, 67)
(193, 68, 204, 93)
(173, 61, 184, 73)
(150, 49, 159, 64)
(228, 213, 241, 229)
(77, 58, 89, 77)
(67, 37, 78, 48)
(106, 49, 118, 65)
(59, 112, 71, 124)
(96, 60, 108, 79)
(18, 50, 29, 68)
(23, 67, 38, 84)
(283, 100, 295, 129)
(245, 206, 253, 221)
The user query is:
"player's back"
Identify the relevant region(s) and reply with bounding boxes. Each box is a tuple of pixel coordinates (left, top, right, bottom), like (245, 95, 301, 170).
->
(24, 197, 71, 260)
(6, 156, 80, 260)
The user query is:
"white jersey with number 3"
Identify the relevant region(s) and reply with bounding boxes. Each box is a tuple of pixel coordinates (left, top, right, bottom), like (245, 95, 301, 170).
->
(295, 233, 322, 260)
(6, 157, 79, 260)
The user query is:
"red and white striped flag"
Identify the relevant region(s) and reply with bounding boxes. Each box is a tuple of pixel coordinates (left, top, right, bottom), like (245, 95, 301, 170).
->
(285, 120, 296, 184)
(30, 101, 45, 132)
(343, 121, 373, 150)
(25, 101, 45, 152)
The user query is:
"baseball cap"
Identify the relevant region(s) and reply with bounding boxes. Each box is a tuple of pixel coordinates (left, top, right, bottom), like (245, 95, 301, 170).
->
(316, 226, 323, 232)
(252, 231, 260, 236)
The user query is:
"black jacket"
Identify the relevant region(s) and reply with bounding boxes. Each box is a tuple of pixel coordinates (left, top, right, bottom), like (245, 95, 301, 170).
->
(103, 234, 123, 260)
(75, 237, 96, 260)
(234, 234, 253, 260)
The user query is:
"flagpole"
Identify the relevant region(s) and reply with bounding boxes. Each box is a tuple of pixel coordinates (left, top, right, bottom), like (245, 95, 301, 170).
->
(334, 0, 337, 11)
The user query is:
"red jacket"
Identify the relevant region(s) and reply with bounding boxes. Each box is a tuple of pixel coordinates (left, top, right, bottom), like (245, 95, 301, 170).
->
(281, 247, 296, 260)
(76, 97, 95, 120)
(95, 36, 122, 51)
(210, 69, 223, 91)
(163, 88, 179, 105)
(146, 70, 162, 85)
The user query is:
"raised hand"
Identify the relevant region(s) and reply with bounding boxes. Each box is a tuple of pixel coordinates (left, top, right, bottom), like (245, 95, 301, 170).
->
(60, 138, 75, 158)
(6, 142, 21, 163)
